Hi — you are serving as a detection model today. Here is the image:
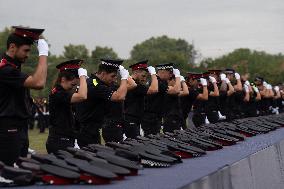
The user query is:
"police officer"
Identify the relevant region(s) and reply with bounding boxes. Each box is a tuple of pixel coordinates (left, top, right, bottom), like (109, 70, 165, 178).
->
(101, 66, 137, 143)
(204, 70, 220, 123)
(0, 26, 48, 165)
(124, 60, 158, 139)
(141, 63, 181, 136)
(76, 59, 129, 147)
(163, 75, 189, 133)
(46, 59, 88, 154)
(185, 73, 208, 127)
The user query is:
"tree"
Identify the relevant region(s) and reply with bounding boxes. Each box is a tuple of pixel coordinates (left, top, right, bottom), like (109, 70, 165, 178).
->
(130, 35, 197, 73)
(91, 46, 118, 64)
(63, 44, 89, 60)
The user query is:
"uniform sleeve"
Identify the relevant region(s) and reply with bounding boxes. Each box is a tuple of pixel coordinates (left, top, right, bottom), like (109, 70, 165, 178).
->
(51, 90, 73, 105)
(0, 66, 29, 88)
(158, 78, 169, 94)
(188, 89, 199, 101)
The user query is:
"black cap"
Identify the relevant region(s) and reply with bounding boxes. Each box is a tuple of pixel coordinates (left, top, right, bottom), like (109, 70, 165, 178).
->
(155, 63, 174, 71)
(207, 69, 222, 75)
(100, 59, 123, 69)
(223, 68, 235, 74)
(186, 72, 203, 80)
(129, 60, 148, 71)
(12, 26, 44, 41)
(254, 76, 264, 82)
(56, 59, 83, 71)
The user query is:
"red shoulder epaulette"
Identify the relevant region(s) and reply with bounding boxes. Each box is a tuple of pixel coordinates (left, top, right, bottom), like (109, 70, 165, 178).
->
(51, 87, 58, 94)
(0, 58, 17, 69)
(0, 59, 8, 69)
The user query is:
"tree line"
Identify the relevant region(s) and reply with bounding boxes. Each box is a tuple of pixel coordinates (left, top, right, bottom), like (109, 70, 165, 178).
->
(0, 27, 283, 97)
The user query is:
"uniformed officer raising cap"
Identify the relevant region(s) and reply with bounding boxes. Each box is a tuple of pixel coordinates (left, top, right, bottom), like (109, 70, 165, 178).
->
(46, 59, 88, 154)
(75, 58, 130, 146)
(123, 60, 158, 138)
(0, 26, 49, 165)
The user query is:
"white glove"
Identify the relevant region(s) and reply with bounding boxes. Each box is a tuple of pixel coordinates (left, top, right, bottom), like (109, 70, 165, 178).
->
(200, 78, 207, 86)
(173, 68, 181, 78)
(267, 84, 272, 90)
(220, 73, 226, 81)
(263, 81, 268, 88)
(37, 39, 49, 56)
(244, 80, 250, 86)
(120, 68, 129, 80)
(244, 85, 249, 93)
(78, 68, 88, 77)
(234, 73, 241, 80)
(147, 66, 156, 75)
(225, 78, 231, 84)
(274, 86, 280, 92)
(119, 65, 125, 71)
(252, 86, 259, 93)
(180, 76, 185, 82)
(209, 76, 216, 83)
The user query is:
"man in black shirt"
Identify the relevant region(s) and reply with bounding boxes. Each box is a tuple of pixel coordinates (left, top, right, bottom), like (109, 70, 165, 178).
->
(124, 60, 158, 139)
(0, 26, 48, 165)
(141, 63, 181, 136)
(76, 59, 129, 146)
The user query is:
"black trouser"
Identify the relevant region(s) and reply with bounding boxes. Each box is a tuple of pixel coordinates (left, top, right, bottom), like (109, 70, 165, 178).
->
(163, 116, 182, 133)
(102, 120, 124, 143)
(46, 134, 74, 154)
(77, 122, 101, 147)
(141, 113, 161, 136)
(192, 112, 205, 127)
(124, 116, 140, 139)
(0, 118, 28, 166)
(206, 111, 219, 123)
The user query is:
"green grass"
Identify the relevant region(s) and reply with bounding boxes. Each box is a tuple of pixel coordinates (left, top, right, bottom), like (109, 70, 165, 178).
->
(28, 129, 49, 154)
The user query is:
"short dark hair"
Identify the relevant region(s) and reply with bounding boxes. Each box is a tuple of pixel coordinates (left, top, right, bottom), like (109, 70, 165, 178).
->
(6, 34, 33, 49)
(54, 71, 77, 87)
(97, 64, 118, 74)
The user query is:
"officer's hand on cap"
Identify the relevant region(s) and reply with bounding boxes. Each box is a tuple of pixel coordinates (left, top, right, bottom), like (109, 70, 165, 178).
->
(173, 69, 181, 78)
(263, 81, 268, 88)
(209, 76, 216, 83)
(180, 76, 185, 82)
(267, 84, 272, 90)
(120, 68, 129, 80)
(225, 78, 231, 84)
(274, 86, 280, 92)
(78, 68, 88, 78)
(234, 73, 241, 80)
(147, 66, 156, 75)
(244, 80, 250, 86)
(200, 78, 207, 86)
(244, 85, 249, 93)
(119, 65, 125, 71)
(37, 39, 49, 56)
(220, 73, 226, 81)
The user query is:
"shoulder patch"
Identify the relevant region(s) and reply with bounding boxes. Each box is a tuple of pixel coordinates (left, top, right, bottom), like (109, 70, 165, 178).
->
(0, 59, 7, 69)
(93, 79, 98, 86)
(51, 87, 58, 94)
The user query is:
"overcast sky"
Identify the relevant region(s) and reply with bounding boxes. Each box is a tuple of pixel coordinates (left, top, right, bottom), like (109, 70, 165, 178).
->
(0, 0, 283, 60)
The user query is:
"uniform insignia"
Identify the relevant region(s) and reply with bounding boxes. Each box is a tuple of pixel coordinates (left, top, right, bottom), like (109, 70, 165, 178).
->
(51, 87, 58, 94)
(93, 79, 98, 86)
(0, 58, 7, 69)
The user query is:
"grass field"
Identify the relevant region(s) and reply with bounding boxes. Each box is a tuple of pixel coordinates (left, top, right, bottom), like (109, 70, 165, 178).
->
(28, 128, 48, 154)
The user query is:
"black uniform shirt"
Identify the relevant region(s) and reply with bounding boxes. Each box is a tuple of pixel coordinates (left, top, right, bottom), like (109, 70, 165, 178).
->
(144, 76, 168, 116)
(163, 94, 182, 118)
(76, 75, 115, 124)
(207, 84, 218, 112)
(105, 84, 124, 122)
(49, 85, 74, 137)
(124, 81, 148, 120)
(181, 87, 199, 118)
(0, 54, 30, 120)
